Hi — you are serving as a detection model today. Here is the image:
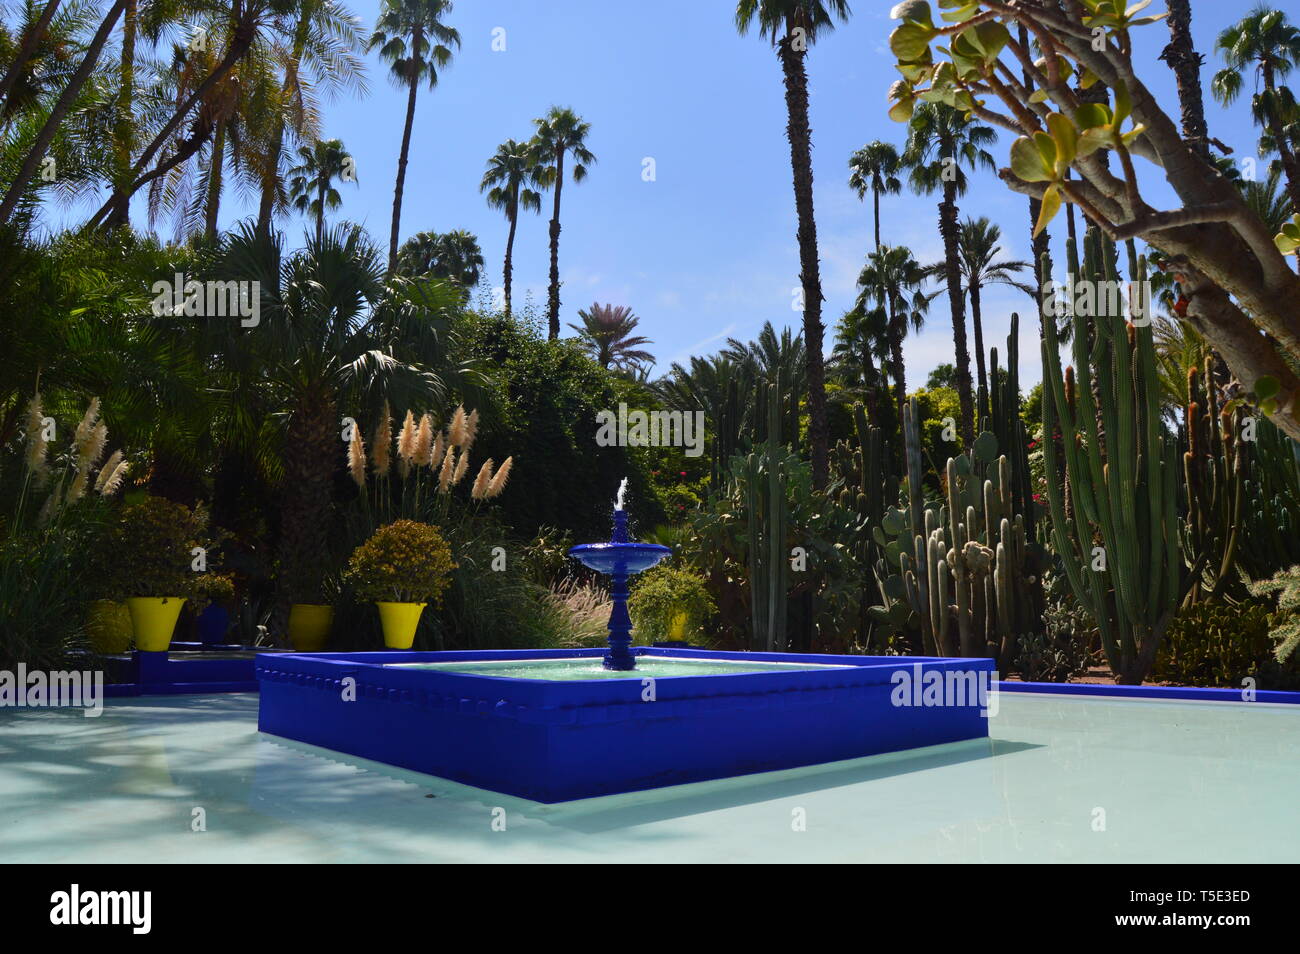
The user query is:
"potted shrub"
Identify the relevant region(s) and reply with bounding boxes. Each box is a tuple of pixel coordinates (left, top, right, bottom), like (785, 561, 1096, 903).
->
(192, 573, 237, 646)
(106, 496, 205, 652)
(345, 520, 456, 649)
(628, 565, 717, 645)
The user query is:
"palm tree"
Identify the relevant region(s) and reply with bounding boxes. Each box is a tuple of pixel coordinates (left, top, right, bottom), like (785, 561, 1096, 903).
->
(287, 138, 356, 245)
(206, 222, 475, 620)
(735, 0, 848, 490)
(831, 304, 892, 426)
(901, 102, 995, 448)
(1213, 7, 1300, 208)
(480, 138, 543, 316)
(1241, 163, 1294, 232)
(856, 244, 928, 430)
(395, 229, 484, 291)
(847, 140, 901, 252)
(568, 303, 654, 371)
(532, 107, 595, 340)
(369, 0, 460, 273)
(946, 217, 1034, 421)
(254, 0, 368, 240)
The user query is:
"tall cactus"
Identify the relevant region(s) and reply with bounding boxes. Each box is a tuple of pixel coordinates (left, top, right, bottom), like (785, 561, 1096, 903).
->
(832, 404, 895, 648)
(1039, 230, 1182, 684)
(1181, 358, 1245, 602)
(737, 382, 790, 652)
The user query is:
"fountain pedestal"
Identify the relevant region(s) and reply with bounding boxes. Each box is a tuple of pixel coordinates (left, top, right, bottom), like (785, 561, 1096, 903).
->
(567, 510, 671, 671)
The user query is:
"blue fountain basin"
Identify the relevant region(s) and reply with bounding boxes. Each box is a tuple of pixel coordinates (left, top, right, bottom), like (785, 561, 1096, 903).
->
(256, 648, 995, 802)
(567, 542, 671, 575)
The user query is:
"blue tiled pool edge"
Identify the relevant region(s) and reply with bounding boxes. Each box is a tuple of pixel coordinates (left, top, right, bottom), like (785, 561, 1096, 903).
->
(256, 648, 995, 802)
(999, 679, 1300, 704)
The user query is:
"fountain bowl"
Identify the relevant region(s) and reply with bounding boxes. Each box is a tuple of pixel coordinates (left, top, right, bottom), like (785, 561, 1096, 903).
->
(566, 541, 671, 576)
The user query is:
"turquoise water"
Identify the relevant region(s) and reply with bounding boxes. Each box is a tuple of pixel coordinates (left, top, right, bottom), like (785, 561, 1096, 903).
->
(1, 691, 1297, 862)
(389, 657, 854, 680)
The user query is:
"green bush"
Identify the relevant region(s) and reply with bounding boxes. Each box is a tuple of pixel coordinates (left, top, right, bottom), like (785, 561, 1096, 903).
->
(1155, 600, 1281, 688)
(628, 564, 717, 643)
(104, 496, 206, 599)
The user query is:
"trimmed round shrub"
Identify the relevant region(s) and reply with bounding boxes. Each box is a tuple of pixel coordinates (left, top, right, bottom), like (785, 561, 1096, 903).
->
(628, 564, 716, 643)
(345, 520, 456, 605)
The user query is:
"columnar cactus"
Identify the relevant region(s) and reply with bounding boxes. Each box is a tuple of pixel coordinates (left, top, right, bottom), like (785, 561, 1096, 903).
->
(1039, 231, 1182, 684)
(737, 382, 790, 652)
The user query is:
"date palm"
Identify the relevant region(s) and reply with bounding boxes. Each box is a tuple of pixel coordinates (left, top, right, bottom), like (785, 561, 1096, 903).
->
(902, 102, 995, 448)
(856, 244, 927, 430)
(287, 138, 356, 244)
(735, 0, 849, 490)
(847, 140, 901, 252)
(569, 303, 654, 371)
(831, 303, 892, 427)
(480, 138, 543, 316)
(532, 107, 595, 340)
(369, 0, 459, 273)
(1213, 6, 1300, 208)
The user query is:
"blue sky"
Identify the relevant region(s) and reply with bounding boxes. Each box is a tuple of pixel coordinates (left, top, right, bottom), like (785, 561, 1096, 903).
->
(112, 0, 1300, 385)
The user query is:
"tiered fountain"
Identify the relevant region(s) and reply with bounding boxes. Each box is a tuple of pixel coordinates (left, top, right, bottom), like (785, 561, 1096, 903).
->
(566, 479, 671, 670)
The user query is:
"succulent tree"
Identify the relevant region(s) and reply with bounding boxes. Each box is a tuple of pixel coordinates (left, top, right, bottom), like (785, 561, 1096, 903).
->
(885, 0, 1300, 446)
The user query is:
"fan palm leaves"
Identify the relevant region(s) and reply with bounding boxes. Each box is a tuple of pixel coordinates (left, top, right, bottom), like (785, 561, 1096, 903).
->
(395, 228, 483, 291)
(568, 303, 654, 371)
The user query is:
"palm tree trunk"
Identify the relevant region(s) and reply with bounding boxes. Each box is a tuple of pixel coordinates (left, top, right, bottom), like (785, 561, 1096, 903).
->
(1161, 0, 1210, 160)
(778, 34, 829, 490)
(257, 121, 284, 240)
(0, 0, 127, 226)
(888, 303, 906, 432)
(204, 120, 226, 241)
(88, 3, 259, 229)
(546, 151, 565, 339)
(0, 0, 61, 114)
(389, 64, 420, 274)
(970, 281, 988, 423)
(110, 0, 137, 228)
(316, 178, 326, 245)
(274, 391, 338, 629)
(1019, 24, 1052, 327)
(503, 200, 518, 316)
(873, 184, 882, 252)
(940, 182, 974, 447)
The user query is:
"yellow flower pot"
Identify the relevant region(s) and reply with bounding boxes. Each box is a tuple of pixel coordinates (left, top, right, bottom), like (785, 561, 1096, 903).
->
(667, 611, 690, 641)
(376, 601, 427, 649)
(288, 603, 334, 652)
(125, 596, 186, 652)
(86, 600, 134, 654)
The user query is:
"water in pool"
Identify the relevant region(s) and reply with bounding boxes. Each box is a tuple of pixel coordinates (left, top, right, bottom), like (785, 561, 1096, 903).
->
(386, 656, 854, 680)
